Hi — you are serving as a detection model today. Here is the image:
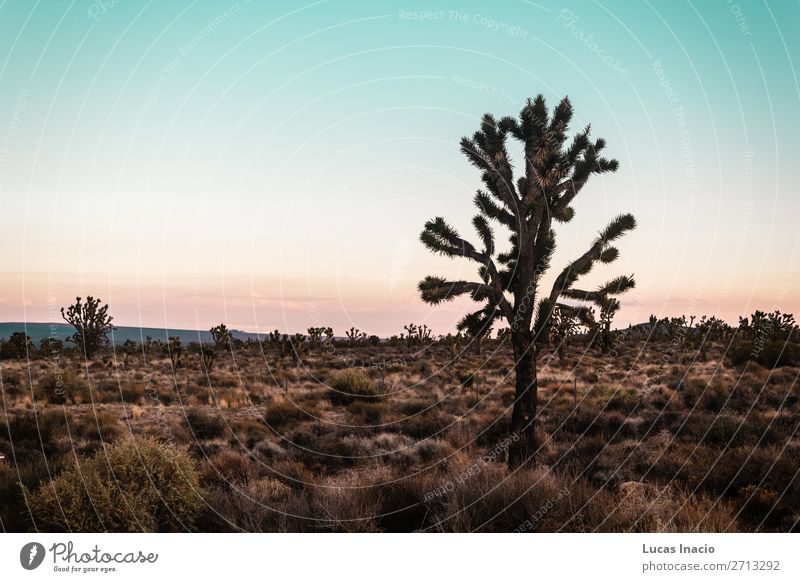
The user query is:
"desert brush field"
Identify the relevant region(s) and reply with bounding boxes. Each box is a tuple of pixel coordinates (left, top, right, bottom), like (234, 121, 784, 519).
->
(1, 313, 798, 533)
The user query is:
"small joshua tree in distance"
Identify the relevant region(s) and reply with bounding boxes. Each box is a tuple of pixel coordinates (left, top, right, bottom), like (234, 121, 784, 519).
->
(209, 323, 232, 351)
(418, 95, 636, 467)
(61, 296, 114, 359)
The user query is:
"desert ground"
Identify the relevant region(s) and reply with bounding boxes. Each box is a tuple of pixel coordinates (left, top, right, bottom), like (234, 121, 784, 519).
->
(1, 318, 798, 533)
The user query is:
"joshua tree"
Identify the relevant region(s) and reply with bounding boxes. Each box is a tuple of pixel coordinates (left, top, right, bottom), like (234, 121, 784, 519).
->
(307, 327, 324, 347)
(61, 296, 114, 359)
(403, 323, 433, 347)
(209, 323, 232, 351)
(166, 336, 183, 370)
(307, 326, 334, 350)
(464, 320, 493, 355)
(418, 95, 636, 467)
(268, 330, 306, 366)
(549, 305, 579, 361)
(345, 327, 367, 346)
(121, 339, 138, 366)
(403, 323, 418, 345)
(3, 332, 33, 359)
(586, 295, 622, 353)
(201, 346, 217, 372)
(39, 336, 63, 358)
(287, 333, 307, 366)
(444, 332, 463, 359)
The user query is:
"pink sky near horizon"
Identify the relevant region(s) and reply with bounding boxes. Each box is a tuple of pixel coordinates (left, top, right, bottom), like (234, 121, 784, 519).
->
(1, 269, 797, 337)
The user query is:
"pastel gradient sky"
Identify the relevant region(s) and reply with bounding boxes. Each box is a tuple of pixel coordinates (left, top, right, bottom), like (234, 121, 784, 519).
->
(0, 0, 798, 336)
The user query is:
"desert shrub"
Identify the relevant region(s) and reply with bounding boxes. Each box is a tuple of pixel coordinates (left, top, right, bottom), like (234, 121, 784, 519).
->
(417, 359, 434, 376)
(184, 407, 226, 441)
(730, 340, 800, 368)
(264, 397, 314, 430)
(701, 416, 748, 446)
(604, 482, 738, 532)
(0, 368, 24, 396)
(396, 410, 452, 440)
(664, 445, 799, 525)
(407, 462, 567, 532)
(764, 340, 800, 367)
(679, 379, 732, 412)
(573, 409, 627, 436)
(738, 484, 783, 528)
(327, 369, 382, 405)
(346, 400, 386, 424)
(601, 387, 639, 414)
(289, 426, 370, 472)
(382, 437, 454, 468)
(372, 472, 437, 532)
(677, 378, 703, 407)
(27, 437, 203, 532)
(311, 472, 382, 532)
(0, 332, 33, 359)
(230, 419, 270, 446)
(211, 373, 237, 388)
(201, 449, 254, 487)
(395, 397, 434, 417)
(3, 409, 72, 462)
(74, 411, 124, 442)
(697, 382, 731, 412)
(200, 477, 298, 532)
(551, 434, 607, 475)
(749, 414, 799, 446)
(270, 459, 317, 491)
(35, 370, 90, 404)
(118, 381, 147, 404)
(472, 415, 513, 448)
(0, 455, 67, 532)
(253, 438, 288, 460)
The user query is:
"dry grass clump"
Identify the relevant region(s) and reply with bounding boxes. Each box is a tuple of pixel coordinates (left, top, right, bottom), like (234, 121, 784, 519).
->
(35, 369, 90, 404)
(345, 400, 388, 424)
(264, 396, 317, 430)
(74, 410, 124, 441)
(327, 369, 382, 405)
(184, 407, 227, 441)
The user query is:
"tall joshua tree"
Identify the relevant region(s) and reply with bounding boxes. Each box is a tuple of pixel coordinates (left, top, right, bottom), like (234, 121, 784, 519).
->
(61, 296, 114, 359)
(418, 95, 636, 467)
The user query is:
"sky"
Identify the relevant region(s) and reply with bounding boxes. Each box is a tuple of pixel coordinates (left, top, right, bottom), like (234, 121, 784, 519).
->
(0, 0, 798, 336)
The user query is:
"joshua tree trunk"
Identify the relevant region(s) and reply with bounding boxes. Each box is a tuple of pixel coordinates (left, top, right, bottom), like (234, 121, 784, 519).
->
(508, 329, 537, 467)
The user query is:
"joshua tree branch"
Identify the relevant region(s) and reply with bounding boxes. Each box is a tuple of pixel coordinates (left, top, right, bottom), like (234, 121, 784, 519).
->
(548, 240, 604, 305)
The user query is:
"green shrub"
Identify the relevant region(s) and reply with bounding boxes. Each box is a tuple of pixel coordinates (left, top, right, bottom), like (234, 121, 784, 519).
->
(35, 370, 90, 404)
(327, 369, 382, 405)
(27, 437, 203, 532)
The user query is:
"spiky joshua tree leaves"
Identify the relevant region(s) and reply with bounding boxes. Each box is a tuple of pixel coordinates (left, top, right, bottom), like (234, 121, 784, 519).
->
(418, 95, 636, 468)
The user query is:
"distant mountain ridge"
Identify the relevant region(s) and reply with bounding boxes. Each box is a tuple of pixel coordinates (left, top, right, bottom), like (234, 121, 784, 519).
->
(0, 321, 686, 346)
(0, 322, 262, 346)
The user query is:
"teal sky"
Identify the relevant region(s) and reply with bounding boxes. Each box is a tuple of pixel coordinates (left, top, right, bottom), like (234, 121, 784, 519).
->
(1, 0, 798, 335)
